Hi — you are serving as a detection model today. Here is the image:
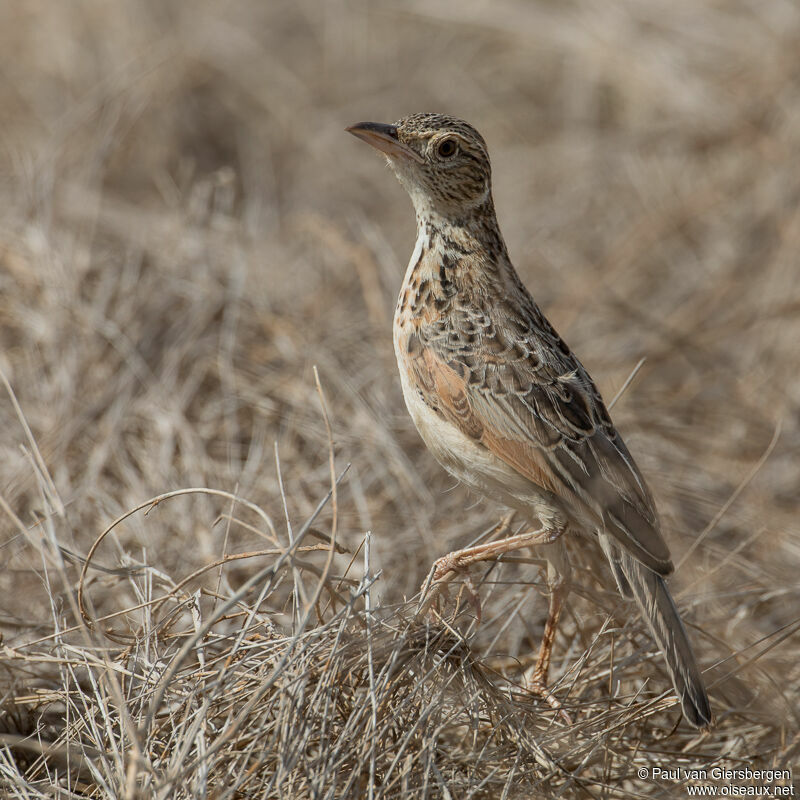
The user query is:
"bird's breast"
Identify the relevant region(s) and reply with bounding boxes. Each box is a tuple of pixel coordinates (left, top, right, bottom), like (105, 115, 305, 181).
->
(392, 250, 560, 523)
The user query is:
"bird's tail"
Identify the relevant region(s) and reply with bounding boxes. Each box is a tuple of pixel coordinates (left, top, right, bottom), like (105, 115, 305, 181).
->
(605, 539, 712, 728)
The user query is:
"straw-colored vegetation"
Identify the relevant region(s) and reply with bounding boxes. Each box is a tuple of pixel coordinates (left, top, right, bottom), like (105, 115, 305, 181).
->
(1, 1, 798, 797)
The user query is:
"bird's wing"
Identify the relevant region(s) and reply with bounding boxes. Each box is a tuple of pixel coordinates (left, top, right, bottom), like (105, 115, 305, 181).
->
(408, 299, 673, 575)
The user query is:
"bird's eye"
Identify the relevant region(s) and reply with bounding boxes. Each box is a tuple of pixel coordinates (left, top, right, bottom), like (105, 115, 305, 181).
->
(437, 138, 458, 158)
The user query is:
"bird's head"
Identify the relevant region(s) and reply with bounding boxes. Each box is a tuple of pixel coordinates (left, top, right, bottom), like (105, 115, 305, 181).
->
(347, 113, 493, 222)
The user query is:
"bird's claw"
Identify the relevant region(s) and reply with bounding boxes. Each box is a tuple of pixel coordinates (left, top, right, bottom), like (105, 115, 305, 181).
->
(418, 555, 483, 622)
(525, 675, 572, 724)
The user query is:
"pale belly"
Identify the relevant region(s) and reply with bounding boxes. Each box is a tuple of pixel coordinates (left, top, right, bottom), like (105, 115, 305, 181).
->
(393, 322, 568, 531)
(391, 224, 567, 529)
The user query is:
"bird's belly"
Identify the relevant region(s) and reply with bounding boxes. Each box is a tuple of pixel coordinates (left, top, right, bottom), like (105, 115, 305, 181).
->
(396, 356, 566, 527)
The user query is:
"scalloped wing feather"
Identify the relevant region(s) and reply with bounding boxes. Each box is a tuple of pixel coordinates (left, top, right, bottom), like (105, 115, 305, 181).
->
(410, 306, 674, 575)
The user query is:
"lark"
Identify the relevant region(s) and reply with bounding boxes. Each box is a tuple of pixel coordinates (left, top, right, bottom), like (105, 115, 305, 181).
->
(347, 113, 712, 728)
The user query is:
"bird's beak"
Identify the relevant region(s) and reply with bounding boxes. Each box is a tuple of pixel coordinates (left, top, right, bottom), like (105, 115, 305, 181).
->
(346, 122, 423, 163)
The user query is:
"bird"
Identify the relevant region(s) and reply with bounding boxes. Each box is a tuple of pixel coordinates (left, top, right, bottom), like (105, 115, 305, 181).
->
(346, 113, 712, 728)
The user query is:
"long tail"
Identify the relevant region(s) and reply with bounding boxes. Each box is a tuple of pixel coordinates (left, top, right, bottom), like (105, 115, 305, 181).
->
(603, 537, 712, 727)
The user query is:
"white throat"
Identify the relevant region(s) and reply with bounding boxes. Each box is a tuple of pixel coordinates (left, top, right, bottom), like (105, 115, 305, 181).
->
(403, 221, 430, 284)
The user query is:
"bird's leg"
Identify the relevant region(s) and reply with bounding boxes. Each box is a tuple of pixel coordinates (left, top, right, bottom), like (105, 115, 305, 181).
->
(417, 525, 565, 620)
(523, 539, 572, 721)
(526, 586, 565, 687)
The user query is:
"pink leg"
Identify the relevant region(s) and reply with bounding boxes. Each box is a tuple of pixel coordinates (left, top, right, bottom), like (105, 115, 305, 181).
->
(418, 523, 573, 720)
(417, 525, 564, 619)
(523, 540, 572, 721)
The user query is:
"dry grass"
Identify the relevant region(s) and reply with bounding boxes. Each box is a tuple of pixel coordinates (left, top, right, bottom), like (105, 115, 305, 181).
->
(1, 0, 799, 796)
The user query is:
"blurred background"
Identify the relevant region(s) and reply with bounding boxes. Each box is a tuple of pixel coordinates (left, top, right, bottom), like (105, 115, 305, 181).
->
(1, 0, 799, 771)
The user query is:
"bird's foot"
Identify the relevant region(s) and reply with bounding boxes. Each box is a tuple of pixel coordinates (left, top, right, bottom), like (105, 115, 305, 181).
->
(524, 672, 572, 724)
(417, 552, 482, 622)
